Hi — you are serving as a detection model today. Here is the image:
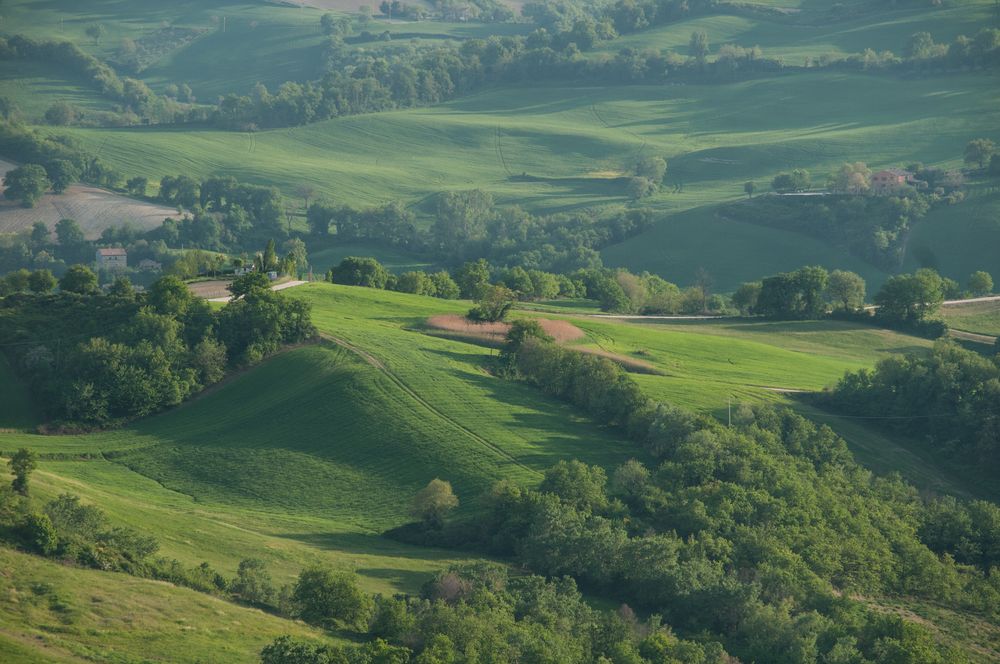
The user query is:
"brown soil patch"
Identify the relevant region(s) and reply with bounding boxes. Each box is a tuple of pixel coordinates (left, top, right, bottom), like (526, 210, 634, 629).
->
(426, 314, 584, 345)
(187, 280, 233, 299)
(576, 347, 663, 375)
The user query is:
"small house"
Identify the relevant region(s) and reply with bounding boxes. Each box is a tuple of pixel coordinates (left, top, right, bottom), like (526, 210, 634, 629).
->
(871, 168, 915, 195)
(96, 247, 127, 271)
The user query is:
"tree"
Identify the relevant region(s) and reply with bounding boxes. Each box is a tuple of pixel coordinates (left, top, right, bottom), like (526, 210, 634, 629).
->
(964, 138, 996, 169)
(328, 257, 389, 288)
(3, 164, 51, 207)
(539, 460, 608, 512)
(292, 568, 372, 629)
(320, 13, 338, 35)
(59, 265, 99, 295)
(635, 156, 667, 183)
(429, 271, 460, 299)
(261, 636, 337, 664)
(85, 24, 106, 44)
(731, 281, 761, 315)
(45, 160, 80, 194)
(827, 270, 867, 311)
(228, 272, 270, 299)
(744, 181, 755, 198)
(454, 259, 491, 299)
(830, 162, 872, 194)
(468, 284, 514, 322)
(44, 101, 77, 126)
(56, 218, 86, 248)
(772, 169, 811, 193)
(689, 31, 710, 62)
(9, 448, 37, 496)
(27, 269, 57, 294)
(231, 558, 275, 606)
(874, 269, 944, 323)
(126, 176, 148, 197)
(410, 479, 459, 528)
(968, 271, 993, 296)
(295, 184, 316, 210)
(108, 275, 135, 299)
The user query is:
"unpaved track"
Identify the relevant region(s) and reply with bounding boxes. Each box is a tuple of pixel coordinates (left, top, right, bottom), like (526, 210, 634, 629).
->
(319, 333, 541, 477)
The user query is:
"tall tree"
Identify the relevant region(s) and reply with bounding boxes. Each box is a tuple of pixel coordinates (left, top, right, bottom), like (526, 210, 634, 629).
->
(9, 448, 37, 496)
(3, 164, 50, 207)
(964, 138, 996, 169)
(410, 479, 459, 528)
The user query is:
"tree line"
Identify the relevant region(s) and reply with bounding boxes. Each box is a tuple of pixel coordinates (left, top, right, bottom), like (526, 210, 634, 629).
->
(0, 272, 315, 427)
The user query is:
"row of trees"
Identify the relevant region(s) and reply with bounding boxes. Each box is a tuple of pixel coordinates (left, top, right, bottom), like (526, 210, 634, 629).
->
(0, 272, 315, 426)
(308, 191, 654, 271)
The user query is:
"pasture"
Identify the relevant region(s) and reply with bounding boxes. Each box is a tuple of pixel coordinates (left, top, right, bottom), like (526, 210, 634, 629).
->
(940, 298, 1000, 337)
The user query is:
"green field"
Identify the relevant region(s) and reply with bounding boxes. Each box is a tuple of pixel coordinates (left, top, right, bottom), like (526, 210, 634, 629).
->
(38, 69, 1000, 288)
(940, 298, 1000, 337)
(0, 283, 987, 661)
(0, 547, 341, 663)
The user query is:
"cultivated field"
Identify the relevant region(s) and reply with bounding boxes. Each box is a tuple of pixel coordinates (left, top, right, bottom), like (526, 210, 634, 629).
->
(0, 159, 177, 239)
(940, 298, 1000, 337)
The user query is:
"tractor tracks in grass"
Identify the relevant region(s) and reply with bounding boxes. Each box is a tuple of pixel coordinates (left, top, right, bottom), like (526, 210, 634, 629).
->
(319, 333, 541, 478)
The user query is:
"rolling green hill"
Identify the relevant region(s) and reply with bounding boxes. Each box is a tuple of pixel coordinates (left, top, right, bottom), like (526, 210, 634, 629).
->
(0, 546, 342, 664)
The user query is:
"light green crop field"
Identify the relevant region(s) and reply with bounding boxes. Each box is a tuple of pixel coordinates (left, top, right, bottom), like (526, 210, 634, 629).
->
(0, 0, 527, 99)
(42, 69, 1000, 289)
(590, 3, 995, 64)
(0, 546, 342, 664)
(940, 298, 1000, 337)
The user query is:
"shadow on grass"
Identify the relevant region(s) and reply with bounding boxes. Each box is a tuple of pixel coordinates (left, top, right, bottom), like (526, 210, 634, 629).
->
(276, 531, 466, 562)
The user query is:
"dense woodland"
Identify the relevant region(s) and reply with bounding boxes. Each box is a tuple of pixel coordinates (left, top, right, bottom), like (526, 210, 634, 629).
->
(827, 341, 1000, 473)
(0, 272, 314, 426)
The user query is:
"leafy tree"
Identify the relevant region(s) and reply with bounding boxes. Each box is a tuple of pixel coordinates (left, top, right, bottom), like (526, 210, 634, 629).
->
(108, 275, 135, 299)
(44, 101, 77, 126)
(27, 269, 56, 294)
(731, 281, 761, 315)
(59, 265, 99, 295)
(743, 181, 755, 198)
(9, 448, 37, 496)
(320, 13, 338, 35)
(827, 270, 866, 311)
(231, 558, 275, 606)
(635, 156, 667, 183)
(411, 478, 460, 528)
(964, 138, 996, 169)
(45, 160, 80, 194)
(468, 284, 514, 322)
(771, 169, 811, 193)
(23, 512, 59, 555)
(539, 460, 608, 512)
(3, 164, 50, 207)
(874, 268, 945, 323)
(126, 176, 148, 197)
(429, 271, 460, 299)
(627, 176, 657, 200)
(968, 270, 993, 296)
(30, 222, 50, 249)
(328, 256, 389, 288)
(55, 218, 86, 249)
(260, 635, 337, 664)
(229, 272, 271, 299)
(689, 31, 709, 62)
(292, 568, 372, 629)
(830, 162, 872, 194)
(454, 259, 491, 299)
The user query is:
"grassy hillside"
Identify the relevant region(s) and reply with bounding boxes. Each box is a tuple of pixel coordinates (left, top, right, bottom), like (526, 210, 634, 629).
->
(940, 298, 1000, 337)
(0, 546, 341, 663)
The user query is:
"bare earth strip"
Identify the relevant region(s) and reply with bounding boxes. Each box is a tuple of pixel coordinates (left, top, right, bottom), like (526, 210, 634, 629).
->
(0, 159, 176, 239)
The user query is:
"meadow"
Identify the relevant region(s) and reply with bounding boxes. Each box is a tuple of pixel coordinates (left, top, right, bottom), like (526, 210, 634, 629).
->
(940, 298, 1000, 337)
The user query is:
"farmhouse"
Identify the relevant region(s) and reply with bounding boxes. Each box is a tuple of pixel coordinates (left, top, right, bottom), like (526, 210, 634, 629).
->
(96, 247, 127, 271)
(870, 168, 915, 195)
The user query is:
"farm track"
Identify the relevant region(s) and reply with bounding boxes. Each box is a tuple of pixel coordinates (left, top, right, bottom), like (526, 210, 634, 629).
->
(319, 333, 541, 478)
